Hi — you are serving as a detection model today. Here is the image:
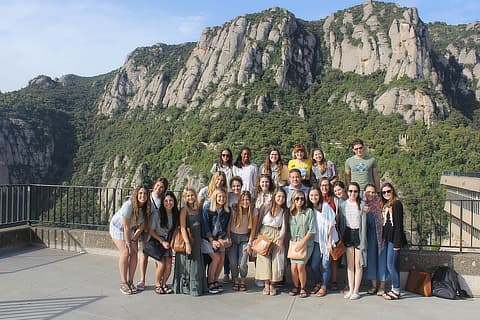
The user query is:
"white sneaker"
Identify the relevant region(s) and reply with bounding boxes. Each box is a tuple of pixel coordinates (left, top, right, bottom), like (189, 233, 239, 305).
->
(349, 293, 360, 300)
(343, 292, 352, 299)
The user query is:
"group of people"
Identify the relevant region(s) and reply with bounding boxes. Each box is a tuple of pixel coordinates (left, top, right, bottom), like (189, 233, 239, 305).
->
(109, 138, 407, 301)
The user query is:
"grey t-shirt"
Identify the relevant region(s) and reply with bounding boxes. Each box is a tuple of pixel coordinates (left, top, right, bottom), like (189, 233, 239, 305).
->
(345, 155, 377, 189)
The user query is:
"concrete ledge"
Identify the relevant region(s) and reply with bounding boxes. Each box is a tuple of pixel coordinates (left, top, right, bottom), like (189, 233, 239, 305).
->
(0, 225, 33, 250)
(31, 225, 118, 256)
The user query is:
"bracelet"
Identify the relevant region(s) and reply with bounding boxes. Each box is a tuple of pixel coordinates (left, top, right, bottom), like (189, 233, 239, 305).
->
(247, 242, 252, 247)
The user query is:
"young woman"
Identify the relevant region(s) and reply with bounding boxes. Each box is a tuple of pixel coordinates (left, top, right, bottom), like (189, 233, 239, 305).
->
(331, 180, 347, 291)
(341, 182, 366, 300)
(364, 183, 387, 296)
(150, 191, 179, 294)
(311, 147, 338, 186)
(254, 187, 288, 296)
(198, 171, 227, 207)
(210, 148, 234, 190)
(381, 182, 407, 301)
(288, 190, 316, 298)
(307, 186, 337, 297)
(137, 177, 168, 291)
(228, 191, 258, 291)
(172, 188, 207, 296)
(110, 186, 151, 295)
(287, 144, 312, 187)
(320, 177, 336, 211)
(228, 176, 243, 208)
(254, 174, 274, 210)
(259, 148, 289, 187)
(201, 188, 231, 294)
(232, 147, 258, 193)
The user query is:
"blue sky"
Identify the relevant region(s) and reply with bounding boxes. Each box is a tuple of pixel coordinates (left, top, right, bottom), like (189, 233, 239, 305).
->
(1, 0, 479, 92)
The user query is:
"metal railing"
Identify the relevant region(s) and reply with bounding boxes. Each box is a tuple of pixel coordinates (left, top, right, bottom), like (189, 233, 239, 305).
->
(1, 184, 479, 252)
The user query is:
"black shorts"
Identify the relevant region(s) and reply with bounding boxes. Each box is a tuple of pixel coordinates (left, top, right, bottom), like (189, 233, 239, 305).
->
(344, 227, 360, 249)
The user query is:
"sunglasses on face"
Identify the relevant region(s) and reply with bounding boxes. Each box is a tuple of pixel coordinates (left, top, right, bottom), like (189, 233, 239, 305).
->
(221, 154, 230, 158)
(294, 197, 305, 202)
(353, 146, 363, 151)
(382, 190, 393, 195)
(348, 190, 359, 193)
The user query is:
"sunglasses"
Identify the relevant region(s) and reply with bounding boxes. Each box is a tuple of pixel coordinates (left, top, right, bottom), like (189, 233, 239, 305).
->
(348, 190, 359, 193)
(382, 190, 393, 195)
(221, 154, 230, 158)
(353, 147, 363, 151)
(294, 197, 305, 202)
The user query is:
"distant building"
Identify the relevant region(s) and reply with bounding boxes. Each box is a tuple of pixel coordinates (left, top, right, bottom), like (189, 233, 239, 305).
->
(440, 172, 480, 250)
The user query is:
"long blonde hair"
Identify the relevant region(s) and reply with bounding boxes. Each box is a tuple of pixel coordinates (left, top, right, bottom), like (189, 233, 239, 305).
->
(209, 188, 230, 213)
(207, 171, 227, 198)
(182, 188, 198, 210)
(234, 191, 254, 229)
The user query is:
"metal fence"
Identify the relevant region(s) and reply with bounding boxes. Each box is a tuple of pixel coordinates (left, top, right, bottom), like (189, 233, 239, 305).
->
(1, 184, 479, 252)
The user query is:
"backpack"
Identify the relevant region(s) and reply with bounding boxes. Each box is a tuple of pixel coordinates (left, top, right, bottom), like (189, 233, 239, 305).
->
(431, 266, 469, 299)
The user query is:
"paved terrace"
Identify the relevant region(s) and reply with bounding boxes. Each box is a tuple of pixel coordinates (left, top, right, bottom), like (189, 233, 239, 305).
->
(0, 246, 478, 320)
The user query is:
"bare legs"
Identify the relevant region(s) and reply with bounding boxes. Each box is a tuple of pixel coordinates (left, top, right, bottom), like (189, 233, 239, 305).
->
(346, 247, 362, 297)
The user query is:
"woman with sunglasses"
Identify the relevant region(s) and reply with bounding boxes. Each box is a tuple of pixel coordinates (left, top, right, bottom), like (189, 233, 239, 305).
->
(288, 190, 316, 298)
(210, 148, 234, 190)
(380, 182, 407, 301)
(340, 182, 366, 300)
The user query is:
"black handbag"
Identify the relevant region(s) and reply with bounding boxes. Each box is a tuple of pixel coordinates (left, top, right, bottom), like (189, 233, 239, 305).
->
(143, 237, 166, 261)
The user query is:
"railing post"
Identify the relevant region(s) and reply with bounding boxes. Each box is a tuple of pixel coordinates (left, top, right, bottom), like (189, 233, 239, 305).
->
(459, 201, 463, 253)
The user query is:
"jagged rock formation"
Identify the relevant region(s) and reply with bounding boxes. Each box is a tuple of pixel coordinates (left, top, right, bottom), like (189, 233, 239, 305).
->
(0, 118, 54, 184)
(98, 7, 317, 116)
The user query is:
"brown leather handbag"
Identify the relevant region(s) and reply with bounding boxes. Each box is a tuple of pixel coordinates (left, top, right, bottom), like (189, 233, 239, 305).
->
(251, 234, 273, 256)
(170, 227, 194, 253)
(406, 270, 432, 297)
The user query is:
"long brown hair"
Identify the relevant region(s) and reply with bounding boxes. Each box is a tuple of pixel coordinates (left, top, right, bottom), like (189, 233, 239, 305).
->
(380, 182, 399, 208)
(262, 148, 285, 176)
(311, 148, 327, 174)
(131, 186, 151, 227)
(234, 191, 254, 229)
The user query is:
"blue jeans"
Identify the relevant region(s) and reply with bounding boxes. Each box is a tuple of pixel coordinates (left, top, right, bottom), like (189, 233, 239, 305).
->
(386, 241, 400, 291)
(228, 233, 249, 279)
(311, 242, 330, 285)
(366, 214, 388, 281)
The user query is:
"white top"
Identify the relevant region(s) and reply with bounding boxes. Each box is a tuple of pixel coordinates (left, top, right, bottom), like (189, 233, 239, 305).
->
(110, 200, 145, 229)
(345, 200, 361, 229)
(232, 163, 258, 193)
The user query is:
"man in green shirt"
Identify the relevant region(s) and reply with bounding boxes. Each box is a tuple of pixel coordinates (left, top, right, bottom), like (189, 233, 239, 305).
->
(345, 138, 380, 192)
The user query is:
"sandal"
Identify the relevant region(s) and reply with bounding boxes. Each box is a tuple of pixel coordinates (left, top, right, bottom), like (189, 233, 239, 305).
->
(367, 287, 378, 295)
(289, 287, 300, 296)
(128, 281, 137, 294)
(120, 282, 132, 295)
(330, 282, 338, 291)
(377, 288, 385, 296)
(232, 283, 240, 291)
(311, 284, 321, 294)
(163, 285, 173, 294)
(315, 286, 327, 297)
(239, 283, 247, 292)
(154, 285, 165, 294)
(269, 285, 277, 296)
(299, 288, 308, 298)
(136, 281, 145, 291)
(263, 285, 270, 295)
(383, 291, 400, 300)
(208, 282, 220, 294)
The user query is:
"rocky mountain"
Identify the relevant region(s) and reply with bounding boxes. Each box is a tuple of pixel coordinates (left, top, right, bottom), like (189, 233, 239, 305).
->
(0, 0, 479, 191)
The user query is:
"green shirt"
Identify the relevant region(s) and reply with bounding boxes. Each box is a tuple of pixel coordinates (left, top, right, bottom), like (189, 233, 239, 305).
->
(345, 155, 377, 189)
